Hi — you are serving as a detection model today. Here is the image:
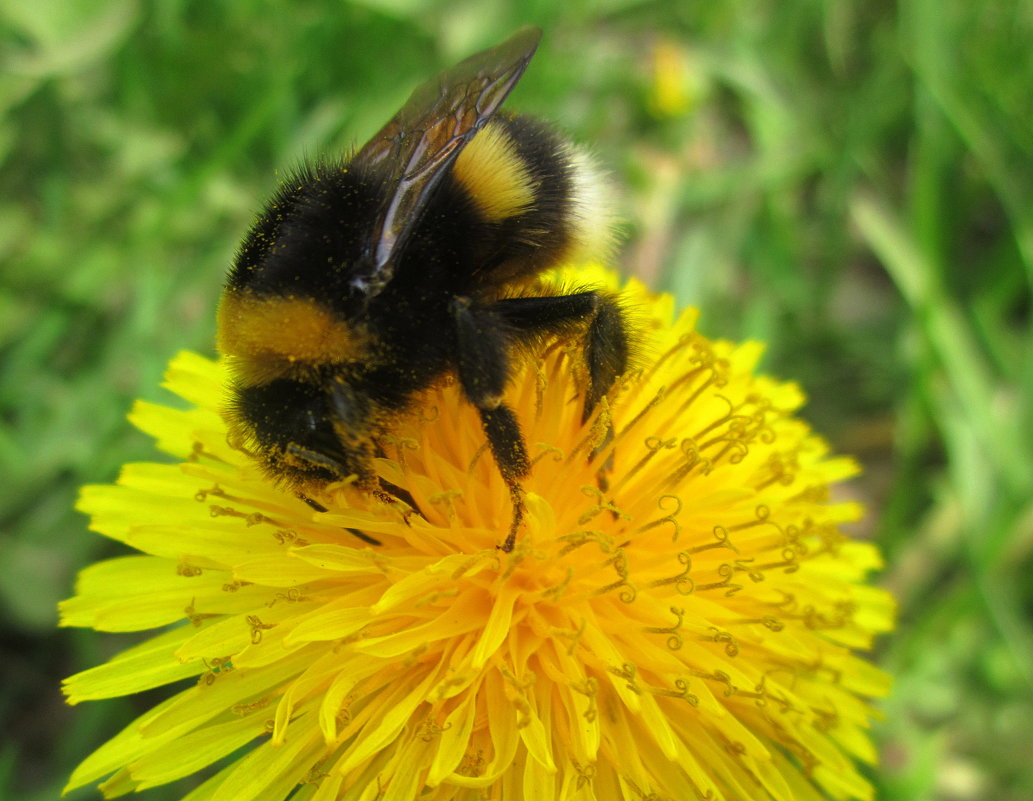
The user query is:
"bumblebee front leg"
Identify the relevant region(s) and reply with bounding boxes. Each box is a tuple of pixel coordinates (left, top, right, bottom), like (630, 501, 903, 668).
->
(282, 444, 384, 546)
(451, 297, 530, 552)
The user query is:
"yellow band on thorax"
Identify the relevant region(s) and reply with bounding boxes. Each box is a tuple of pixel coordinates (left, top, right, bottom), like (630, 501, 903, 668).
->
(217, 291, 367, 385)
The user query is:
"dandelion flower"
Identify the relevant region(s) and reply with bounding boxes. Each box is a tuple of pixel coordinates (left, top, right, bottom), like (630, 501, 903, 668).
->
(62, 267, 893, 801)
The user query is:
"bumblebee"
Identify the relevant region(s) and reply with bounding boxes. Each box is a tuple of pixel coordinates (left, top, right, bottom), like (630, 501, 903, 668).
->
(217, 27, 630, 551)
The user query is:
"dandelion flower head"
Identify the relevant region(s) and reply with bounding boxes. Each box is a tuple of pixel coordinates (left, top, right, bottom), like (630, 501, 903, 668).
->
(62, 266, 893, 801)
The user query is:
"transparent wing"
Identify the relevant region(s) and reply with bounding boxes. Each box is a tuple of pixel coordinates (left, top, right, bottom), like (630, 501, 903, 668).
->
(349, 26, 542, 297)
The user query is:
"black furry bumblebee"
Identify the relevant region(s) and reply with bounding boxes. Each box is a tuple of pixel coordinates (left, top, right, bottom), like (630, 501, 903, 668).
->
(217, 27, 629, 551)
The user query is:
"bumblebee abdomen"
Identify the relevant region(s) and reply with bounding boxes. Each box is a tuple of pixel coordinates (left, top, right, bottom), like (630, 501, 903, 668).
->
(447, 113, 614, 286)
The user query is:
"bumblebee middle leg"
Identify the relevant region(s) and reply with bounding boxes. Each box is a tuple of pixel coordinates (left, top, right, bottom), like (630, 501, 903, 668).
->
(492, 290, 630, 419)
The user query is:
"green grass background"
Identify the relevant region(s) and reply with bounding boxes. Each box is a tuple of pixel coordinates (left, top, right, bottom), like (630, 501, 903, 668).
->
(2, 1, 1031, 799)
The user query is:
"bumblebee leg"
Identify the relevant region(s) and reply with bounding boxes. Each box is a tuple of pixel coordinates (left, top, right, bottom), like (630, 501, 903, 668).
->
(571, 294, 628, 490)
(373, 478, 423, 521)
(480, 404, 530, 551)
(452, 292, 630, 549)
(284, 442, 350, 476)
(284, 443, 386, 546)
(580, 294, 630, 420)
(452, 297, 530, 552)
(492, 291, 629, 492)
(492, 291, 630, 418)
(299, 495, 382, 546)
